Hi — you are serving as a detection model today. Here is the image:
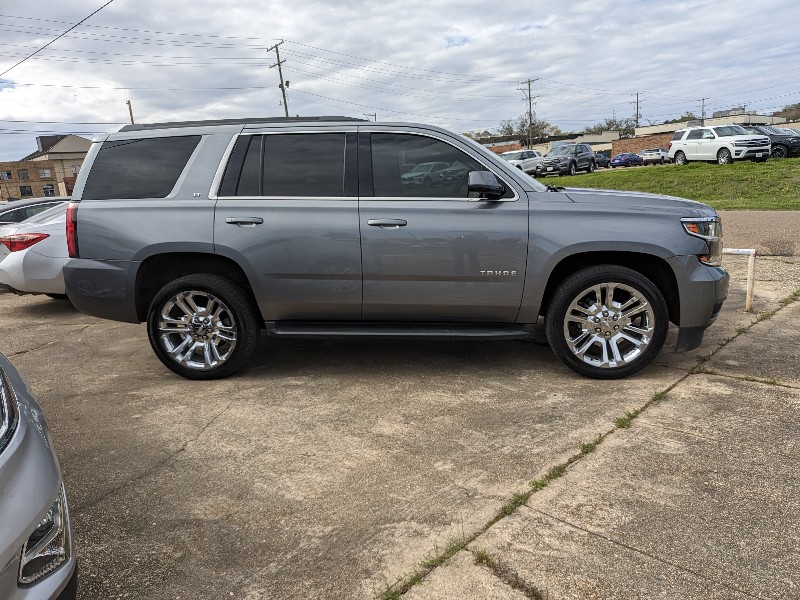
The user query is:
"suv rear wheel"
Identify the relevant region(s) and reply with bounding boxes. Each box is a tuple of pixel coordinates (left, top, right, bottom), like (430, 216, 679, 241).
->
(545, 265, 668, 379)
(674, 151, 687, 165)
(147, 274, 260, 379)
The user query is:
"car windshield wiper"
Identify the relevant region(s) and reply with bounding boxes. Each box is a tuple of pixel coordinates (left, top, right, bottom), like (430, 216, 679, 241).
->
(546, 185, 566, 192)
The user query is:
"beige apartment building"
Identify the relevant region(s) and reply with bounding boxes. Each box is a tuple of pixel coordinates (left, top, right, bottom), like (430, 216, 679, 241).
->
(21, 134, 92, 196)
(0, 159, 60, 201)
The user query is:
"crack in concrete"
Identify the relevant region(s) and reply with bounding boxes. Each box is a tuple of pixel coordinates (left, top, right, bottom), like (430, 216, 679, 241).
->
(696, 370, 800, 391)
(637, 420, 722, 442)
(381, 289, 800, 598)
(7, 324, 93, 357)
(524, 506, 772, 600)
(72, 386, 240, 514)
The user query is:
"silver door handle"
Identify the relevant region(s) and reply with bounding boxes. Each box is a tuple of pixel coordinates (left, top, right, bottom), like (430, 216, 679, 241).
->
(225, 217, 264, 227)
(368, 219, 407, 228)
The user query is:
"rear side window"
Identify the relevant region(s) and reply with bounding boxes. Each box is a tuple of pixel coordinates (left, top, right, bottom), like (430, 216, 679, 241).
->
(671, 131, 686, 141)
(686, 129, 705, 140)
(82, 136, 201, 200)
(219, 133, 346, 197)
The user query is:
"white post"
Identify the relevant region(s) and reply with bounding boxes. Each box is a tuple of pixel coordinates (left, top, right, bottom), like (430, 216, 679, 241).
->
(723, 248, 756, 312)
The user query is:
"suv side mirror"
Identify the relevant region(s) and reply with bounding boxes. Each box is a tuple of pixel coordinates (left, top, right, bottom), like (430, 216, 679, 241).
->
(468, 171, 505, 199)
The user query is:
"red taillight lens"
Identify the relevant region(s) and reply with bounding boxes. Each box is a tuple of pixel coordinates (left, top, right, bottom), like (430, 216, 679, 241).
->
(0, 233, 49, 252)
(66, 201, 79, 258)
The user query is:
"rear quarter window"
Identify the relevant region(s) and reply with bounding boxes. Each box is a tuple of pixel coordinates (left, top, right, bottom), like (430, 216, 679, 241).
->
(81, 136, 201, 200)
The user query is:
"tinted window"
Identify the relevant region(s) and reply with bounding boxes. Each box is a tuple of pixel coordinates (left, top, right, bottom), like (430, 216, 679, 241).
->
(82, 136, 201, 200)
(671, 131, 685, 141)
(712, 126, 747, 137)
(686, 129, 705, 140)
(222, 134, 346, 197)
(371, 133, 486, 199)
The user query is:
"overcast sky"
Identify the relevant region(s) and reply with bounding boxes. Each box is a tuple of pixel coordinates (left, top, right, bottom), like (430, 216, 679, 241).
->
(1, 0, 799, 160)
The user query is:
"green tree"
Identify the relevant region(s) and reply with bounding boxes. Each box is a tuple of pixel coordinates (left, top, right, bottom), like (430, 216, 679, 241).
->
(582, 117, 636, 138)
(497, 115, 562, 140)
(661, 111, 698, 125)
(773, 103, 800, 121)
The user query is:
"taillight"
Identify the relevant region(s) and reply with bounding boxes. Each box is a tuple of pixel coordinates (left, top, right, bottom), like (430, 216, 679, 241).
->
(0, 233, 49, 252)
(66, 201, 79, 258)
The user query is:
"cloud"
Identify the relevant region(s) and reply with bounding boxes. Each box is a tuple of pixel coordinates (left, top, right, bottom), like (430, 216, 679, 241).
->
(0, 0, 799, 160)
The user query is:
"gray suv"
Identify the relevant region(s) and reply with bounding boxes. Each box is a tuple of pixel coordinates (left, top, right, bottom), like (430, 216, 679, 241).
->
(64, 117, 729, 380)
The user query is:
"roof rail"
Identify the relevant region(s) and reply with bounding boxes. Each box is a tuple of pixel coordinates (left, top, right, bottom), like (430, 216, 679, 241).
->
(119, 116, 366, 132)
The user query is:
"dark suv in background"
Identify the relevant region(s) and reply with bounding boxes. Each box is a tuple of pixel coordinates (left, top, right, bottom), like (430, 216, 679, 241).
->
(63, 117, 728, 381)
(534, 143, 595, 177)
(740, 124, 800, 158)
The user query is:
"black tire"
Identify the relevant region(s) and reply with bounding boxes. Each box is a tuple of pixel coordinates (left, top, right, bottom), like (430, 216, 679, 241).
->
(545, 265, 668, 379)
(46, 293, 69, 300)
(147, 274, 260, 380)
(674, 151, 687, 165)
(588, 161, 596, 173)
(717, 148, 733, 165)
(772, 145, 787, 159)
(568, 162, 577, 176)
(423, 177, 431, 187)
(516, 165, 523, 170)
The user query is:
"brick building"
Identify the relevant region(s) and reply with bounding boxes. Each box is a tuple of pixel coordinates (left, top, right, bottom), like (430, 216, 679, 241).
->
(0, 160, 59, 201)
(611, 132, 675, 156)
(20, 134, 92, 196)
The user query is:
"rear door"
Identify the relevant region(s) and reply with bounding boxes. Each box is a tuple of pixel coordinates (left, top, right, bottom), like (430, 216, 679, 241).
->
(213, 129, 362, 321)
(358, 129, 528, 322)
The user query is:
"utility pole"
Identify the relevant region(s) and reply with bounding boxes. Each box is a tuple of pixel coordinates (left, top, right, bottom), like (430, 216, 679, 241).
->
(268, 40, 289, 117)
(699, 97, 709, 125)
(633, 92, 641, 128)
(517, 78, 539, 148)
(126, 99, 134, 124)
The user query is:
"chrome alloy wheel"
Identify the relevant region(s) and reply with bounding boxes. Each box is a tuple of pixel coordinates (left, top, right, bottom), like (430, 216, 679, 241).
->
(157, 290, 238, 371)
(562, 282, 655, 369)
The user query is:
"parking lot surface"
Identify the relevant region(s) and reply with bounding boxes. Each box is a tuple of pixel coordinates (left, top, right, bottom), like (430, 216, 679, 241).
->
(1, 251, 798, 599)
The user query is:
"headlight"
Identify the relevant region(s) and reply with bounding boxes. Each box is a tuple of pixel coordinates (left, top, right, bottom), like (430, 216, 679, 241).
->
(0, 366, 19, 454)
(681, 217, 722, 267)
(18, 484, 72, 586)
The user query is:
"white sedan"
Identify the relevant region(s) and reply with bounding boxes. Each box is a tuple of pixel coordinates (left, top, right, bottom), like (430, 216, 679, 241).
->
(0, 204, 68, 298)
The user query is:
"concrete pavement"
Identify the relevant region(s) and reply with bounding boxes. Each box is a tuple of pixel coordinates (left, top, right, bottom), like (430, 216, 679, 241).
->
(0, 252, 798, 599)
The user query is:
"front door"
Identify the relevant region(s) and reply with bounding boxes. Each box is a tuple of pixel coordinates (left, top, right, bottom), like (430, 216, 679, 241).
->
(359, 131, 528, 322)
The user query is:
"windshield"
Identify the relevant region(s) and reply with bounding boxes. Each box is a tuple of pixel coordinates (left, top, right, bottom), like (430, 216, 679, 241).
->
(500, 151, 525, 161)
(713, 125, 748, 137)
(547, 146, 574, 157)
(759, 126, 784, 135)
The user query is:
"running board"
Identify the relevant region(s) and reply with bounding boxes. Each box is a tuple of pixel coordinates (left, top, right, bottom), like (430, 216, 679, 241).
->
(265, 321, 534, 340)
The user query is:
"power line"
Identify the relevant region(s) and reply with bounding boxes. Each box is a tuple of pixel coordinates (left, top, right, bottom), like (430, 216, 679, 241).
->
(0, 0, 116, 77)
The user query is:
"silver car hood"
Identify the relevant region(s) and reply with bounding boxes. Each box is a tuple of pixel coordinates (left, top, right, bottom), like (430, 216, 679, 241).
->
(561, 187, 717, 218)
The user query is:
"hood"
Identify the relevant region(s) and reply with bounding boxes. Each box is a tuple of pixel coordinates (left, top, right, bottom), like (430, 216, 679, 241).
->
(561, 187, 716, 218)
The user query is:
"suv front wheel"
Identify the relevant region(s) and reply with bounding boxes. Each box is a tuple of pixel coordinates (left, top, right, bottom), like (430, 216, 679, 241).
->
(147, 274, 260, 379)
(717, 148, 733, 165)
(545, 265, 668, 379)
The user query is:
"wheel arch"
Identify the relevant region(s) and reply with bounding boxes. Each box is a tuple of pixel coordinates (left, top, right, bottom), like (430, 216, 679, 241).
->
(135, 252, 262, 323)
(537, 251, 680, 325)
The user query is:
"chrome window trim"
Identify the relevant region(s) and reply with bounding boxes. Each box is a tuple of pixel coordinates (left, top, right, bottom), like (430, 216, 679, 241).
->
(210, 129, 520, 202)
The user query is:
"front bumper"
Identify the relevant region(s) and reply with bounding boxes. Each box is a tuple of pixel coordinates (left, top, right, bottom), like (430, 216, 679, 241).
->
(0, 357, 76, 600)
(667, 255, 730, 352)
(535, 162, 569, 176)
(732, 147, 770, 160)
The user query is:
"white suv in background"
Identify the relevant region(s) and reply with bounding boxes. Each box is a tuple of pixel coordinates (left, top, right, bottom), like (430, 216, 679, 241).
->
(499, 149, 543, 173)
(668, 125, 770, 165)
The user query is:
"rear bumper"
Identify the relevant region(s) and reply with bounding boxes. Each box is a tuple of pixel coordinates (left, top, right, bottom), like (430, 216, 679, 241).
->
(63, 258, 140, 323)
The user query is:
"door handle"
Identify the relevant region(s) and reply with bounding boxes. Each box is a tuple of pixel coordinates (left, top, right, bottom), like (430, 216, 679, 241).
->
(368, 218, 407, 229)
(225, 217, 264, 227)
